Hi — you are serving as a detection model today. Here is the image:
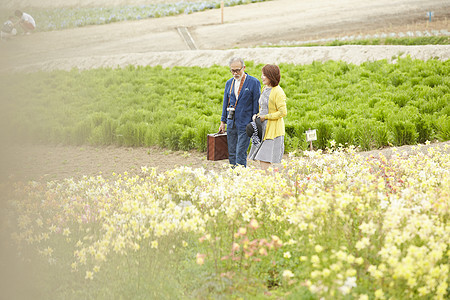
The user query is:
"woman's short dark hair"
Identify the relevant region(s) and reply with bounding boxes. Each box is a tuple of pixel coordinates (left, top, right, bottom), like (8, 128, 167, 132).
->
(15, 10, 23, 18)
(262, 64, 281, 87)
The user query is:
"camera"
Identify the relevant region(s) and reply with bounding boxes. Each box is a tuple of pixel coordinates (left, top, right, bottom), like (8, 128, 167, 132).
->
(227, 107, 235, 120)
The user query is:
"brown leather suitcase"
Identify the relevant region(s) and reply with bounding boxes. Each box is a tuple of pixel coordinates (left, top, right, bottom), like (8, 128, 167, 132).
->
(207, 133, 229, 161)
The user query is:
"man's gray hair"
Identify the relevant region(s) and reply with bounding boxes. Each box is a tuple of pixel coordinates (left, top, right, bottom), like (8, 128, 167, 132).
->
(228, 57, 245, 67)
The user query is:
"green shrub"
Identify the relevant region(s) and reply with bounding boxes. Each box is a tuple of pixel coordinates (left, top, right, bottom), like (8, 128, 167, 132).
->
(73, 119, 93, 145)
(373, 122, 389, 148)
(179, 127, 197, 151)
(195, 122, 215, 152)
(390, 120, 418, 145)
(332, 124, 354, 148)
(415, 115, 434, 143)
(314, 120, 333, 149)
(434, 115, 450, 141)
(1, 58, 448, 152)
(158, 123, 184, 150)
(285, 135, 301, 153)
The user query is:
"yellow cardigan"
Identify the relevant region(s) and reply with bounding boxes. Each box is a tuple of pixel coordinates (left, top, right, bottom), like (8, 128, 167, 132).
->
(262, 85, 287, 140)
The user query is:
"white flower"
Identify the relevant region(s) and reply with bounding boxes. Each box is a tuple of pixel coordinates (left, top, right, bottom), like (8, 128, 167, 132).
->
(282, 270, 294, 279)
(338, 276, 357, 295)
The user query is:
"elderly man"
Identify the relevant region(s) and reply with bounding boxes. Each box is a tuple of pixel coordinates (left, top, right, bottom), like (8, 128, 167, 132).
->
(219, 57, 261, 167)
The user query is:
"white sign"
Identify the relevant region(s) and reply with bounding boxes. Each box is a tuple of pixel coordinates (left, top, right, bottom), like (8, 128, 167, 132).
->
(306, 129, 317, 142)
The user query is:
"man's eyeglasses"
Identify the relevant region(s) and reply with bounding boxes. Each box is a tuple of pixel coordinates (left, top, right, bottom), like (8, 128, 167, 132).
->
(230, 67, 244, 74)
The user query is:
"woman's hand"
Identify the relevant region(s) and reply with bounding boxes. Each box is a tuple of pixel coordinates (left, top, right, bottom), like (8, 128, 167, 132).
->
(260, 115, 265, 122)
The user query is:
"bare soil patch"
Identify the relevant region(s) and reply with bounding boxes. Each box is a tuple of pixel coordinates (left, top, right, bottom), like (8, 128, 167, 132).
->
(2, 141, 449, 182)
(0, 144, 227, 181)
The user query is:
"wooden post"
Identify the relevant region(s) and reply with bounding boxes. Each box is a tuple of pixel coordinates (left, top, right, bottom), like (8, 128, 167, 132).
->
(221, 1, 224, 24)
(308, 128, 313, 151)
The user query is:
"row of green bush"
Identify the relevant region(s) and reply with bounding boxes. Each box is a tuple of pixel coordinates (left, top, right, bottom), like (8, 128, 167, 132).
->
(331, 36, 450, 46)
(279, 36, 450, 47)
(1, 57, 448, 152)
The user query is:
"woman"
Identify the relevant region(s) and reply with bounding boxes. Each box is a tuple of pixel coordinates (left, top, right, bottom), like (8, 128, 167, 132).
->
(1, 16, 17, 40)
(249, 64, 287, 170)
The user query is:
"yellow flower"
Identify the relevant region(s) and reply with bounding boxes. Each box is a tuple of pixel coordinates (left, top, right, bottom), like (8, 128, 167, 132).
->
(196, 253, 205, 265)
(374, 289, 385, 299)
(283, 251, 291, 259)
(436, 281, 448, 297)
(286, 238, 297, 245)
(346, 268, 357, 277)
(249, 219, 259, 230)
(151, 240, 158, 249)
(271, 235, 283, 247)
(407, 277, 417, 288)
(330, 263, 342, 272)
(355, 237, 370, 251)
(259, 247, 268, 256)
(36, 218, 43, 227)
(418, 286, 429, 296)
(238, 227, 247, 236)
(63, 228, 71, 236)
(49, 225, 57, 233)
(310, 270, 321, 279)
(359, 221, 376, 235)
(311, 255, 320, 264)
(95, 252, 106, 262)
(346, 254, 355, 264)
(85, 271, 94, 280)
(314, 245, 323, 253)
(355, 257, 364, 265)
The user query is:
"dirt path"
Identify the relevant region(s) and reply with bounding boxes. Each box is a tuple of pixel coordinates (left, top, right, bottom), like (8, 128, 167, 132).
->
(2, 141, 449, 182)
(0, 144, 228, 181)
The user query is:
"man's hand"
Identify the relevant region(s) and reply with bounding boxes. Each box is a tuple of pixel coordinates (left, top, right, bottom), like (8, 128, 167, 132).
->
(219, 122, 226, 133)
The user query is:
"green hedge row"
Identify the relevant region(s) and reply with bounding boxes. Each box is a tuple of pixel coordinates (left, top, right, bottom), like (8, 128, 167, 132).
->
(0, 58, 448, 152)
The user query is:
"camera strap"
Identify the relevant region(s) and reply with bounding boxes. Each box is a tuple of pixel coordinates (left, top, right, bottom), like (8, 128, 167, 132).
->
(228, 74, 246, 109)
